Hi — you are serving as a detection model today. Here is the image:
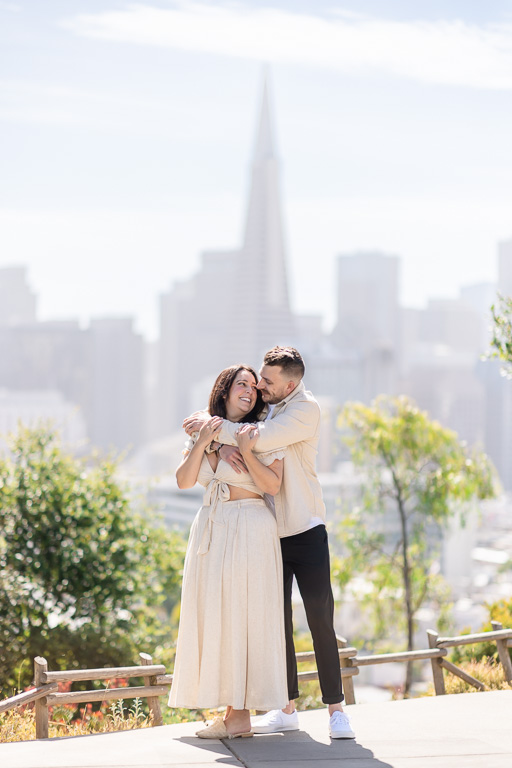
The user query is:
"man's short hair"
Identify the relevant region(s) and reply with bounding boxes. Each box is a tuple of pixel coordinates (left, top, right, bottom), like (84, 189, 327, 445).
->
(263, 346, 305, 381)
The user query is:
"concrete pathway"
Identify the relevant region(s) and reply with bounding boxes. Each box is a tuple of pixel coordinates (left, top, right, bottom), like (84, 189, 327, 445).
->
(1, 690, 511, 768)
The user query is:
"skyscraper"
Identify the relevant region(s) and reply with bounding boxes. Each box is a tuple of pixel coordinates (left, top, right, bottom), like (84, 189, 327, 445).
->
(331, 250, 400, 400)
(482, 239, 512, 489)
(88, 318, 145, 451)
(0, 266, 37, 327)
(498, 238, 512, 297)
(333, 251, 400, 354)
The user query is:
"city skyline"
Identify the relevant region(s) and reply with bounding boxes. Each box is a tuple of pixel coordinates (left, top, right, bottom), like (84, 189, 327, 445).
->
(2, 1, 512, 340)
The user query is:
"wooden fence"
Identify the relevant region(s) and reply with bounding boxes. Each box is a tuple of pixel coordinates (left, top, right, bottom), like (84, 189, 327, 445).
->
(1, 623, 511, 740)
(333, 620, 512, 705)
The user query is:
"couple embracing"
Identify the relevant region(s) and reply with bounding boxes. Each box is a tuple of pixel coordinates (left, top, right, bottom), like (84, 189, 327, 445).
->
(168, 346, 355, 741)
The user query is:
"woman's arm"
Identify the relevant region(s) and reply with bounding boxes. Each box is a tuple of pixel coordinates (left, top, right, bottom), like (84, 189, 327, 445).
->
(236, 424, 284, 495)
(176, 416, 223, 489)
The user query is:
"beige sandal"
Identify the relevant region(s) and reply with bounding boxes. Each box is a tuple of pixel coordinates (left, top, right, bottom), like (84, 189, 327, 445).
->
(196, 716, 253, 740)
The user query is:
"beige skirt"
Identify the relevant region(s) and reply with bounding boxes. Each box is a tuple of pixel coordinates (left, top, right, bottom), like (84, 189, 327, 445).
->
(168, 497, 288, 711)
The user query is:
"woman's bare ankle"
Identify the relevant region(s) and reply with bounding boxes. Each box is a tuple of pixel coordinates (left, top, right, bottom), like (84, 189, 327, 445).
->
(282, 701, 296, 715)
(225, 708, 251, 734)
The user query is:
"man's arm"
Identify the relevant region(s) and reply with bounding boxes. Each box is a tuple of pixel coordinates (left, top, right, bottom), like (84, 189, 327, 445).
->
(216, 400, 320, 452)
(182, 411, 247, 473)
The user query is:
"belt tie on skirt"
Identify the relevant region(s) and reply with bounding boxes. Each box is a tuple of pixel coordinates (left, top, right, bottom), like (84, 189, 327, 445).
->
(197, 478, 231, 555)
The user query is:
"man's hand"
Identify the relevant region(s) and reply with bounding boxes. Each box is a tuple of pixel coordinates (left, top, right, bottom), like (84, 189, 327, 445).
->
(236, 424, 259, 456)
(183, 411, 209, 436)
(218, 444, 248, 474)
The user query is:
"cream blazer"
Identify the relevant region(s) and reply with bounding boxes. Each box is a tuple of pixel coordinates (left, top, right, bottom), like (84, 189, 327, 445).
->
(216, 381, 327, 538)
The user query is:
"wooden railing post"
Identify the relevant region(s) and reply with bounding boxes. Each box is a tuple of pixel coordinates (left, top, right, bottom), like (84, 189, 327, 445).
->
(140, 652, 163, 726)
(337, 635, 356, 706)
(34, 657, 49, 739)
(491, 621, 512, 683)
(427, 630, 445, 695)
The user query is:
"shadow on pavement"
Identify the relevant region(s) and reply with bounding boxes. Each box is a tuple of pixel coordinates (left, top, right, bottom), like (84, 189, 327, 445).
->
(178, 732, 394, 766)
(176, 737, 243, 764)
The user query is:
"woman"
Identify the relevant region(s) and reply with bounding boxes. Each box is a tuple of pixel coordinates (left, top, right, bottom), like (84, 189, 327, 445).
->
(168, 364, 288, 739)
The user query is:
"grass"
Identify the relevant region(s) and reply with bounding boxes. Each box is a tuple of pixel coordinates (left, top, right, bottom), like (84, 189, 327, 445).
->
(424, 657, 512, 696)
(0, 698, 151, 743)
(0, 692, 231, 743)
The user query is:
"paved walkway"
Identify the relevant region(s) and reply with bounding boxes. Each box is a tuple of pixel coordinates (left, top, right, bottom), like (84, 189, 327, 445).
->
(1, 690, 511, 768)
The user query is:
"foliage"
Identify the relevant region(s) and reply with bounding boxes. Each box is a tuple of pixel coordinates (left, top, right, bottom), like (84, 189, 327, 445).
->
(290, 632, 326, 711)
(0, 426, 186, 694)
(0, 692, 239, 743)
(336, 396, 496, 694)
(332, 552, 454, 655)
(450, 597, 512, 666)
(489, 293, 512, 376)
(424, 658, 512, 696)
(0, 693, 151, 743)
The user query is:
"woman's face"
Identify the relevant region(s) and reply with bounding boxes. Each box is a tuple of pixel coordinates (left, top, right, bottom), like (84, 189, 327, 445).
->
(225, 369, 258, 421)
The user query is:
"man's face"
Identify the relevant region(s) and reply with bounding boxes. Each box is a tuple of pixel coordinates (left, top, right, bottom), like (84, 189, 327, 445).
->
(257, 364, 296, 404)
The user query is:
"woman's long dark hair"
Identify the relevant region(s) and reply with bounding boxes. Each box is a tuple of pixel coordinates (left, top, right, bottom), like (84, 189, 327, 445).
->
(208, 364, 264, 423)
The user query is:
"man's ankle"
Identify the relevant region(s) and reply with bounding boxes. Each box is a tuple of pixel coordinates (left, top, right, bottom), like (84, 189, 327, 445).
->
(282, 701, 296, 715)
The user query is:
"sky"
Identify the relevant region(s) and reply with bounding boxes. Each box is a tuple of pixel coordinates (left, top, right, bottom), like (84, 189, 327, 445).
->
(2, 0, 512, 339)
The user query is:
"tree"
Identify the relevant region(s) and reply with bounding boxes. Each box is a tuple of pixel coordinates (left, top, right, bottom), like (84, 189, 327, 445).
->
(489, 293, 512, 376)
(0, 426, 186, 693)
(337, 396, 496, 696)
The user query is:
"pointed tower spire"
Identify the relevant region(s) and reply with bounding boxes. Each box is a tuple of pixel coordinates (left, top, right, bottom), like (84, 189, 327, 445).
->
(244, 72, 291, 302)
(228, 70, 295, 364)
(253, 72, 274, 165)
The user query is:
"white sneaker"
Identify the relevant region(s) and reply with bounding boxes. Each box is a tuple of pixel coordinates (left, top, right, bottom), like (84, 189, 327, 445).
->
(252, 709, 300, 734)
(329, 710, 355, 739)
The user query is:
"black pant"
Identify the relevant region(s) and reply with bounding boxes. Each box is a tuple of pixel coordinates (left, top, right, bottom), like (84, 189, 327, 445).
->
(281, 524, 344, 705)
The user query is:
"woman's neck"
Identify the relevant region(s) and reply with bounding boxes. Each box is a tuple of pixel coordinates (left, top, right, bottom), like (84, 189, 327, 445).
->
(225, 406, 243, 422)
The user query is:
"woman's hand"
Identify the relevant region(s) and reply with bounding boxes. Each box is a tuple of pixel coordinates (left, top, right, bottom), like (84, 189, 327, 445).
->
(197, 416, 223, 446)
(235, 424, 259, 455)
(183, 411, 209, 436)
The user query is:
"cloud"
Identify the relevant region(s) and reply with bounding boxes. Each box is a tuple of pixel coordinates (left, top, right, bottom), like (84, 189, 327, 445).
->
(60, 1, 512, 90)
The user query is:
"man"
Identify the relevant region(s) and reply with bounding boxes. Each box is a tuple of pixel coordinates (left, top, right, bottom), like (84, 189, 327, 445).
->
(184, 346, 355, 739)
